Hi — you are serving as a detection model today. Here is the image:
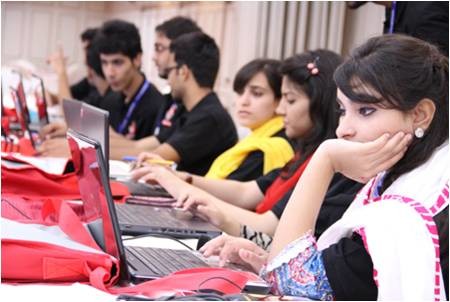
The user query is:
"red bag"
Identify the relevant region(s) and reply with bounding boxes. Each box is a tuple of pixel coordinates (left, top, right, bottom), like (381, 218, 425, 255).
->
(1, 200, 120, 285)
(2, 198, 261, 298)
(1, 137, 36, 155)
(108, 267, 260, 298)
(2, 155, 129, 201)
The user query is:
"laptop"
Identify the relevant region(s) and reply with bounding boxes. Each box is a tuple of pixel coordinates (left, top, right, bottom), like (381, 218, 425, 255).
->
(2, 70, 30, 134)
(62, 98, 109, 175)
(62, 98, 169, 196)
(23, 74, 49, 131)
(4, 72, 40, 148)
(66, 129, 234, 284)
(66, 126, 221, 239)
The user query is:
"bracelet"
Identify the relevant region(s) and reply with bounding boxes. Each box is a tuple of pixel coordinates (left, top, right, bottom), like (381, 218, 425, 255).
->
(185, 173, 193, 184)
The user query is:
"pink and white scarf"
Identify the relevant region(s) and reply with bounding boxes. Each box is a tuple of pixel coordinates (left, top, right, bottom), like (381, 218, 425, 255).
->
(318, 142, 449, 301)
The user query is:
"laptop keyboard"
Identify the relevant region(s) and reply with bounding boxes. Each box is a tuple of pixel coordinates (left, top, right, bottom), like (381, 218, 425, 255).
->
(116, 204, 178, 226)
(126, 246, 208, 276)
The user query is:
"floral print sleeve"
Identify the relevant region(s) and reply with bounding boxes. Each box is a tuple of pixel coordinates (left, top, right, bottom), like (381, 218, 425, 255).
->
(260, 231, 334, 300)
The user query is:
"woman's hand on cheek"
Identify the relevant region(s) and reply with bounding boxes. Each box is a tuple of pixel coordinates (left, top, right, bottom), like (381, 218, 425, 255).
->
(323, 132, 412, 183)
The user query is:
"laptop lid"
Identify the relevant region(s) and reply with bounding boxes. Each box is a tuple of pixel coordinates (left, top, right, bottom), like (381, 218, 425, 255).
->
(2, 69, 28, 130)
(62, 99, 82, 132)
(62, 99, 109, 173)
(24, 74, 49, 129)
(80, 102, 109, 172)
(66, 129, 130, 282)
(4, 71, 38, 148)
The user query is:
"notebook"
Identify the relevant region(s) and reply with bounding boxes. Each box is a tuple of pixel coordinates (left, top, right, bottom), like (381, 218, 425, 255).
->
(66, 129, 269, 293)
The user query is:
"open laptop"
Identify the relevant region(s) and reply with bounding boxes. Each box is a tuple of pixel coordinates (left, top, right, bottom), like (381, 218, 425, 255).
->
(67, 129, 234, 284)
(66, 126, 221, 239)
(2, 70, 31, 135)
(62, 98, 170, 196)
(5, 73, 40, 148)
(23, 74, 49, 131)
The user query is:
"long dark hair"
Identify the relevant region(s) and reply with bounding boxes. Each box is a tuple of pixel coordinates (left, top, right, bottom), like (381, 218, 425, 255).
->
(280, 49, 343, 179)
(334, 34, 449, 191)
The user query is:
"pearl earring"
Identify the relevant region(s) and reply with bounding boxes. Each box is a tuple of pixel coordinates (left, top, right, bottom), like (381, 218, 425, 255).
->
(414, 127, 424, 138)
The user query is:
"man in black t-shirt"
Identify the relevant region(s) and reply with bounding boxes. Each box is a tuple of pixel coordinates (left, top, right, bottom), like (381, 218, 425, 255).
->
(114, 32, 238, 175)
(38, 20, 165, 157)
(151, 17, 202, 142)
(95, 20, 164, 142)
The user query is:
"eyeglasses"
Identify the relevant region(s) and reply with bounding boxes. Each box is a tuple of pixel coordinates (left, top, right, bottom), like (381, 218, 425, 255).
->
(154, 43, 169, 53)
(164, 65, 180, 75)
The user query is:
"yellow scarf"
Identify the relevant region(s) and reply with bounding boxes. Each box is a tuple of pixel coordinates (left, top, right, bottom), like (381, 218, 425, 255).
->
(206, 116, 294, 179)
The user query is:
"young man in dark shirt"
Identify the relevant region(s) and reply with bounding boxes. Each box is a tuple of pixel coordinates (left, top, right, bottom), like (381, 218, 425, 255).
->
(38, 20, 165, 156)
(151, 16, 202, 142)
(95, 19, 165, 140)
(113, 32, 238, 175)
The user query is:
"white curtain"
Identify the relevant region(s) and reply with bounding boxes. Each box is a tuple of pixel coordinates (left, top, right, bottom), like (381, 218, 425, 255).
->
(254, 1, 346, 60)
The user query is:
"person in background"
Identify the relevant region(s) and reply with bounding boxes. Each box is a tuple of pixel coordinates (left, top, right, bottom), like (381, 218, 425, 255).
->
(201, 34, 449, 300)
(38, 36, 116, 142)
(132, 50, 362, 240)
(151, 16, 202, 144)
(97, 19, 164, 141)
(139, 58, 294, 182)
(203, 58, 294, 181)
(114, 32, 237, 176)
(47, 28, 100, 104)
(110, 16, 203, 156)
(38, 19, 165, 156)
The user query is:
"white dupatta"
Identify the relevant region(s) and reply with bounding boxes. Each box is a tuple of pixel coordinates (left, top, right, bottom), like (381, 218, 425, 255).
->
(317, 142, 449, 301)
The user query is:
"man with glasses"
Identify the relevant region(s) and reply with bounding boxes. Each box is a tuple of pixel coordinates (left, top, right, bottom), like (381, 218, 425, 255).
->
(152, 17, 202, 144)
(113, 32, 238, 176)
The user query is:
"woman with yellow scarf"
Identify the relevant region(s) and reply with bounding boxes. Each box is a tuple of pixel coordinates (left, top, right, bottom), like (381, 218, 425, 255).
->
(205, 59, 294, 181)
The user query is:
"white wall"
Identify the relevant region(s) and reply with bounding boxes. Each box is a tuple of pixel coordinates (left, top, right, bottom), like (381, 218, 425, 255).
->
(342, 2, 385, 55)
(1, 1, 107, 92)
(1, 1, 385, 118)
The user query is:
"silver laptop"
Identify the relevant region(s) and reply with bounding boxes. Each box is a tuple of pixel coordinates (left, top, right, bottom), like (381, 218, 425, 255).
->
(64, 100, 220, 238)
(62, 98, 109, 174)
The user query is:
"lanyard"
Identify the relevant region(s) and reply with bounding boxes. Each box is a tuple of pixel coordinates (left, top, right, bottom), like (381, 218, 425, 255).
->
(117, 80, 150, 134)
(388, 1, 397, 34)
